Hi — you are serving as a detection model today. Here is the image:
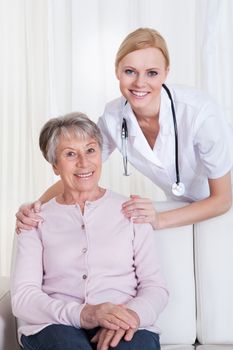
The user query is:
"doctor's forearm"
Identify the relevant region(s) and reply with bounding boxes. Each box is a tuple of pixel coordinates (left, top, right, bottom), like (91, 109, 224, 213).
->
(38, 180, 64, 204)
(157, 196, 232, 229)
(156, 172, 232, 229)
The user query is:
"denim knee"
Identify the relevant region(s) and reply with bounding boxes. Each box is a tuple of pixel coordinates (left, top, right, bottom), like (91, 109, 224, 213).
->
(110, 330, 160, 350)
(21, 324, 93, 350)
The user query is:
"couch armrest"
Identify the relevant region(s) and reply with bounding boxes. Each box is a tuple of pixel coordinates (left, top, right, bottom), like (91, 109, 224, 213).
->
(0, 276, 20, 350)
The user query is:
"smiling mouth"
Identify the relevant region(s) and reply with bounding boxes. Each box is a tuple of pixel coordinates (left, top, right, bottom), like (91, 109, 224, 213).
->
(130, 90, 149, 97)
(74, 171, 94, 178)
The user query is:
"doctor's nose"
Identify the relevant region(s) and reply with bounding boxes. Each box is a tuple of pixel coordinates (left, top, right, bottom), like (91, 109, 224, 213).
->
(134, 73, 146, 87)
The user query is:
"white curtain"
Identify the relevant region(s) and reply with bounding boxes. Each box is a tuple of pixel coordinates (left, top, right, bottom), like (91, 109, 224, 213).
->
(1, 0, 233, 275)
(0, 0, 53, 275)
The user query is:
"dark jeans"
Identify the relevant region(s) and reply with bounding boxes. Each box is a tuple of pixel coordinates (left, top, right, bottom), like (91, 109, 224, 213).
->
(21, 324, 160, 350)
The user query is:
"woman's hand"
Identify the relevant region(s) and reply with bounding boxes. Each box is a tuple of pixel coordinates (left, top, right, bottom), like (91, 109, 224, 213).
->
(91, 309, 139, 350)
(122, 195, 159, 229)
(80, 303, 138, 331)
(15, 201, 43, 233)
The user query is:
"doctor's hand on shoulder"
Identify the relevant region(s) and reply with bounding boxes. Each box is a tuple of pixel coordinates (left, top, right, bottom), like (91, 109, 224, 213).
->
(15, 201, 42, 233)
(122, 195, 160, 230)
(15, 180, 64, 232)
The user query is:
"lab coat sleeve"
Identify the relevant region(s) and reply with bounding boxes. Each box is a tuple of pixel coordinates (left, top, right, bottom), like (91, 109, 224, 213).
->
(193, 102, 233, 179)
(126, 224, 169, 328)
(11, 230, 85, 328)
(97, 115, 117, 162)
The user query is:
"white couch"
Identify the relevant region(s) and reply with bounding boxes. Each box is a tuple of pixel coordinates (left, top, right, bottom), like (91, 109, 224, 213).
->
(1, 201, 233, 350)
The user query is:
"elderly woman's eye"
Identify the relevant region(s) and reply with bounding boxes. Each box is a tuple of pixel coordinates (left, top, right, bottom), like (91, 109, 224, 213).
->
(87, 148, 95, 153)
(65, 151, 76, 158)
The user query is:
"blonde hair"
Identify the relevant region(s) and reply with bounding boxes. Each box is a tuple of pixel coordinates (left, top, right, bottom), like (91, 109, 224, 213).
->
(115, 27, 170, 70)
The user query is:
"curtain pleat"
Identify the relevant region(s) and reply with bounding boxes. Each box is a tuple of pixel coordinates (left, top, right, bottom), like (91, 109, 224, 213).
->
(0, 0, 53, 275)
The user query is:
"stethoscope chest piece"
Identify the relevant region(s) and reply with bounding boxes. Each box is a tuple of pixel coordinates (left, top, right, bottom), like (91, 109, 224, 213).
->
(172, 182, 185, 196)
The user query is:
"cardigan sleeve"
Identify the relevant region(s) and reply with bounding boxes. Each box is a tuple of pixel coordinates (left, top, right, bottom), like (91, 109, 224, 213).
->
(126, 224, 169, 327)
(11, 230, 85, 328)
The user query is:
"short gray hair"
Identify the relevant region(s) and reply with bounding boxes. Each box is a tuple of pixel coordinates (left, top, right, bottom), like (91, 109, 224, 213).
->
(39, 112, 103, 164)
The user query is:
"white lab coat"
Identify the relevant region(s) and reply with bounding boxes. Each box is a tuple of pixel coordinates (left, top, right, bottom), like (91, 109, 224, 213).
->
(97, 85, 233, 202)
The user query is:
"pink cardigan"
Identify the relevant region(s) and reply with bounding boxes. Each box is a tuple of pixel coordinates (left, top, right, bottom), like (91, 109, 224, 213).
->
(11, 190, 168, 340)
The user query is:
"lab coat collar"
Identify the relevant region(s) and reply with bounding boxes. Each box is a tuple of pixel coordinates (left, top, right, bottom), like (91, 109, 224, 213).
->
(120, 98, 140, 136)
(120, 89, 174, 136)
(121, 95, 172, 168)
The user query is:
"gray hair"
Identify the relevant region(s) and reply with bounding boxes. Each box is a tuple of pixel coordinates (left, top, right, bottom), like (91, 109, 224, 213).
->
(39, 112, 103, 164)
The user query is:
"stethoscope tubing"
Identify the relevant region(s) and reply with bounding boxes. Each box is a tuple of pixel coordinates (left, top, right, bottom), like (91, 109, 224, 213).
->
(162, 84, 180, 185)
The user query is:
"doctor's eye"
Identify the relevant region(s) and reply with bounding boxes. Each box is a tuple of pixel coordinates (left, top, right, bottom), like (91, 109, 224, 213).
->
(124, 69, 135, 76)
(147, 70, 158, 77)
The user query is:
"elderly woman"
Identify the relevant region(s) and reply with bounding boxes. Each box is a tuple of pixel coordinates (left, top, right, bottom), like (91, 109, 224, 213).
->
(11, 112, 168, 350)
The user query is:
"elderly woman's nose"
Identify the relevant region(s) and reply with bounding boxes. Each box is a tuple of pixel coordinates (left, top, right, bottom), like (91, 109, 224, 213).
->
(76, 153, 88, 166)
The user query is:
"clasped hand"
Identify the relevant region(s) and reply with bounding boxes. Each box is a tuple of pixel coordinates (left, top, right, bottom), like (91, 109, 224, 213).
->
(80, 302, 139, 350)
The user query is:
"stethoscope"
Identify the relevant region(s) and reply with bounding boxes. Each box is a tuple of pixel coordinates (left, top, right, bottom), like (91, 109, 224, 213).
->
(121, 83, 185, 197)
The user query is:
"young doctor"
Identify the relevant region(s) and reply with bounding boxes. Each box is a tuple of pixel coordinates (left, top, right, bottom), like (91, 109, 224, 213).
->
(16, 27, 233, 231)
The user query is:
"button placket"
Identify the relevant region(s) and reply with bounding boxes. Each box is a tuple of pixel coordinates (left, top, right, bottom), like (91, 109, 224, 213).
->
(80, 220, 88, 284)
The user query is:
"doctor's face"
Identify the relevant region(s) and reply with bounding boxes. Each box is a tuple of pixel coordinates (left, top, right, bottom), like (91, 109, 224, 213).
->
(116, 47, 169, 116)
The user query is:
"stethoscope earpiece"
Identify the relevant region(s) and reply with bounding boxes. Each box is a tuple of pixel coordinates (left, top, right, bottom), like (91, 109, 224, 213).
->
(121, 84, 185, 196)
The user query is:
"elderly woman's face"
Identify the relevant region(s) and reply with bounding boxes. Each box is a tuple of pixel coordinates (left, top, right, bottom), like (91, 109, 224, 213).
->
(53, 132, 102, 195)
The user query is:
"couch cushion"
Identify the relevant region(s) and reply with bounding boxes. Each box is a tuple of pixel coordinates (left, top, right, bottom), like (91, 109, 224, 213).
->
(195, 207, 233, 344)
(154, 202, 196, 345)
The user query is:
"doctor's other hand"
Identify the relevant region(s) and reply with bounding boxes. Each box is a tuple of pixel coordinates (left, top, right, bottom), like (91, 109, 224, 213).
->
(122, 194, 160, 230)
(15, 201, 43, 233)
